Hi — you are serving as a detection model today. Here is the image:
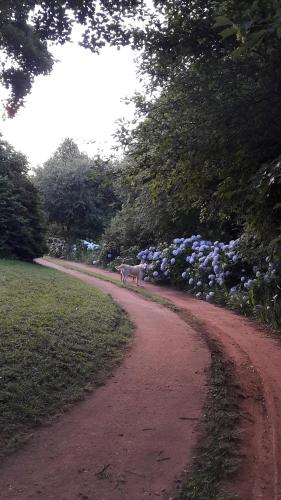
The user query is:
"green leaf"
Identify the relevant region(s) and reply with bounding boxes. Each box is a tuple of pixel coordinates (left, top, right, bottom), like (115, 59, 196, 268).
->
(220, 26, 238, 39)
(248, 29, 267, 43)
(214, 16, 233, 28)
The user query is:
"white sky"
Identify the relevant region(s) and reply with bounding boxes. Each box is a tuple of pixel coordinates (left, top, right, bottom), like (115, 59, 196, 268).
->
(1, 35, 142, 168)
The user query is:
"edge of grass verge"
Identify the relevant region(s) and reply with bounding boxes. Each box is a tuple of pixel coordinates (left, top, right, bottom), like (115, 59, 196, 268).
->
(44, 257, 242, 499)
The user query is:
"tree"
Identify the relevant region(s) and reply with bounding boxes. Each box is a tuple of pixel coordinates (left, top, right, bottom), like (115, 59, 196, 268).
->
(111, 0, 281, 251)
(0, 138, 46, 260)
(3, 1, 281, 115)
(35, 138, 119, 240)
(214, 0, 281, 53)
(0, 0, 147, 115)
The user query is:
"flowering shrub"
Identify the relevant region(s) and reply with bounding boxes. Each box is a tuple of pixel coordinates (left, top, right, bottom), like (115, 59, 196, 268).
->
(47, 238, 100, 264)
(137, 235, 280, 328)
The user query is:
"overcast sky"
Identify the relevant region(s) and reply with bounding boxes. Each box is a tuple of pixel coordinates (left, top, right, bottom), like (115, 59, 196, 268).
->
(1, 35, 141, 168)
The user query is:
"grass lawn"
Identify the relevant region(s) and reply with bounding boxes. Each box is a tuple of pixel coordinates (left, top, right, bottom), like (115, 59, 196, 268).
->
(0, 259, 132, 455)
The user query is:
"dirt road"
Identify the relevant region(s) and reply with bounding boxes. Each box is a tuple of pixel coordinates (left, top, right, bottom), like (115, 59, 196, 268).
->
(0, 260, 209, 500)
(44, 259, 281, 500)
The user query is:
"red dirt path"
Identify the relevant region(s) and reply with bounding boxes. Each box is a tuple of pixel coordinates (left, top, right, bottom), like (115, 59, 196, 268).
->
(46, 259, 281, 500)
(0, 259, 210, 500)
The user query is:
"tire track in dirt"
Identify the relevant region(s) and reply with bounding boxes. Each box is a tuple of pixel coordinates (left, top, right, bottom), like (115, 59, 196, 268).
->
(0, 259, 209, 500)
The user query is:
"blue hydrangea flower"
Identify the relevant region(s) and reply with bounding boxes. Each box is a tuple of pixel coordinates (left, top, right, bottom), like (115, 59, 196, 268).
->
(170, 258, 175, 264)
(245, 280, 254, 289)
(153, 271, 159, 278)
(188, 278, 194, 285)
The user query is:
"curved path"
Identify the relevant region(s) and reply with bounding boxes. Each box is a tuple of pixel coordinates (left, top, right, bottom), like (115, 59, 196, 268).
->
(44, 259, 281, 500)
(0, 260, 210, 500)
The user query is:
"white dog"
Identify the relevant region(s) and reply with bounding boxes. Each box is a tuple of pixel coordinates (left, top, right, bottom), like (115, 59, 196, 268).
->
(116, 264, 146, 286)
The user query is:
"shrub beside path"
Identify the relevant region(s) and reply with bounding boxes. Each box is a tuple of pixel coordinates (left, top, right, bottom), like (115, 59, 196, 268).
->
(44, 259, 281, 500)
(0, 259, 210, 500)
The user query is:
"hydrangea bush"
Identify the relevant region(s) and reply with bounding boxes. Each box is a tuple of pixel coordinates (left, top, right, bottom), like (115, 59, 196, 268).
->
(137, 235, 280, 328)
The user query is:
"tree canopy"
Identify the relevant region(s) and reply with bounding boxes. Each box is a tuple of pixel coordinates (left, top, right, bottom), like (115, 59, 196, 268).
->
(0, 138, 46, 260)
(3, 1, 281, 114)
(35, 138, 119, 240)
(0, 0, 146, 115)
(106, 0, 281, 255)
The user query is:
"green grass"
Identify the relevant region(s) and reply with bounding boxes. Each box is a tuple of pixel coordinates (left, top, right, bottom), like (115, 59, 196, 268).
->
(0, 259, 132, 455)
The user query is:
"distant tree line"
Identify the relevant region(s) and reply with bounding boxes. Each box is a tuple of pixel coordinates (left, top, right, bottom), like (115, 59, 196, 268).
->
(34, 138, 120, 241)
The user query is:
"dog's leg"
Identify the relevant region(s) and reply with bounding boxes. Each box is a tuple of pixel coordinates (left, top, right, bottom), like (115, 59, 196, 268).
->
(138, 269, 144, 287)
